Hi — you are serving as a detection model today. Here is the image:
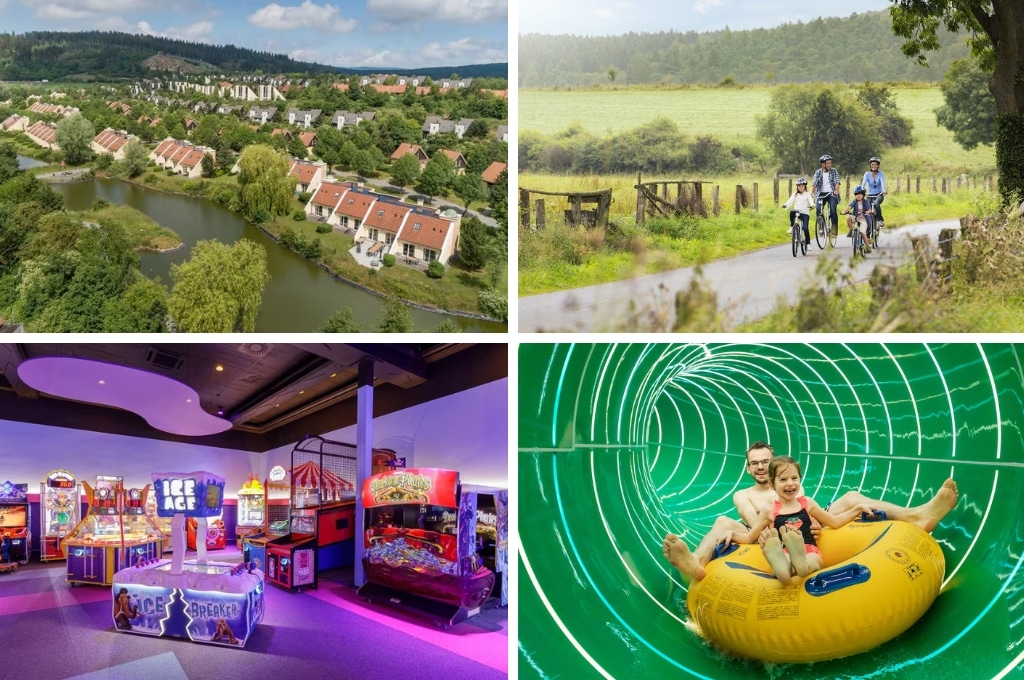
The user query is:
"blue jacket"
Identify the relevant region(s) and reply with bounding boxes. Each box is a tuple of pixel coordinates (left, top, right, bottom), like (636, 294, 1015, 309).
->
(862, 170, 886, 195)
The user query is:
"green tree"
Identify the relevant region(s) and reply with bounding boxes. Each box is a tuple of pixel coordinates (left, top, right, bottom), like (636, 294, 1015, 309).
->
(453, 173, 488, 214)
(456, 217, 494, 270)
(201, 153, 215, 178)
(167, 239, 270, 333)
(320, 307, 364, 332)
(608, 66, 618, 84)
(757, 85, 880, 174)
(855, 81, 914, 147)
(121, 138, 149, 178)
(102, 277, 168, 332)
(889, 0, 1023, 203)
(416, 152, 456, 200)
(489, 168, 508, 230)
(55, 114, 95, 164)
(287, 135, 309, 159)
(434, 318, 462, 332)
(935, 57, 996, 150)
(390, 153, 421, 187)
(236, 144, 297, 222)
(374, 297, 415, 332)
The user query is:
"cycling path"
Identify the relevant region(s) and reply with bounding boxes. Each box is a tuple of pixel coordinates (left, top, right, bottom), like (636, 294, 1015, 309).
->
(518, 219, 960, 332)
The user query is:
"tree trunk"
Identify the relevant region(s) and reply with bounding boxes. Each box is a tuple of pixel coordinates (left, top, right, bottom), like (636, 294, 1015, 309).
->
(988, 1, 1024, 202)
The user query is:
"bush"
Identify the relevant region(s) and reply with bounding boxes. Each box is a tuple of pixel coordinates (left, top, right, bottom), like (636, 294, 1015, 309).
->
(478, 290, 508, 321)
(315, 222, 331, 233)
(94, 154, 112, 170)
(382, 253, 396, 267)
(427, 260, 445, 278)
(165, 169, 175, 176)
(142, 172, 158, 185)
(210, 185, 235, 206)
(182, 179, 207, 195)
(293, 209, 307, 221)
(91, 197, 110, 211)
(298, 191, 312, 203)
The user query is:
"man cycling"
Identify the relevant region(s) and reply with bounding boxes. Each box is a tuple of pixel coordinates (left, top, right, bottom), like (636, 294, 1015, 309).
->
(811, 155, 841, 235)
(861, 157, 886, 228)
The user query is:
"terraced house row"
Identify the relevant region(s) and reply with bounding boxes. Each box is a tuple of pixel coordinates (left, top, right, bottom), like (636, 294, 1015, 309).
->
(307, 180, 461, 267)
(149, 138, 215, 178)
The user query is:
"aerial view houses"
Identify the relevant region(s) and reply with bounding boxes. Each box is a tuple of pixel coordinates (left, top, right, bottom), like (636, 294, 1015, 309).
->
(0, 64, 509, 331)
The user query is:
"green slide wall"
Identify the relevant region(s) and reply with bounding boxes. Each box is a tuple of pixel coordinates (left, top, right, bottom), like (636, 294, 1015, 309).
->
(518, 343, 1024, 680)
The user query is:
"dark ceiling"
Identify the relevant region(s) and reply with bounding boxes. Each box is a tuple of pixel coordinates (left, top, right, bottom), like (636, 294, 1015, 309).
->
(0, 342, 507, 452)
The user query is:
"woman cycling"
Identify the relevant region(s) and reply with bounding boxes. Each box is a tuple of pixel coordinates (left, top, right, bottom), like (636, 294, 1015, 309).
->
(781, 177, 814, 246)
(861, 157, 886, 227)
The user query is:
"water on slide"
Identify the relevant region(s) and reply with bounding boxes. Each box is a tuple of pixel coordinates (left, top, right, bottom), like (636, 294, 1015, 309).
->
(518, 343, 1024, 680)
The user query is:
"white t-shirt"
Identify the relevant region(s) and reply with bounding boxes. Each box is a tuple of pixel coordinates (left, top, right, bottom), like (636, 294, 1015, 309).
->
(821, 172, 833, 193)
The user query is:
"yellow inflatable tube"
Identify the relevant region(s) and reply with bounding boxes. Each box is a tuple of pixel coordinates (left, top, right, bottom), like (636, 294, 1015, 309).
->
(686, 520, 945, 663)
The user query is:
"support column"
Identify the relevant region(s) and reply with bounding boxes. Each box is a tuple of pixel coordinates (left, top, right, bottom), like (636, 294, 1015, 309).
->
(196, 517, 208, 564)
(354, 357, 374, 586)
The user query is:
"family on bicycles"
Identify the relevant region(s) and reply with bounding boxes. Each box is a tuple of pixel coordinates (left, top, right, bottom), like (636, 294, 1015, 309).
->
(784, 154, 887, 256)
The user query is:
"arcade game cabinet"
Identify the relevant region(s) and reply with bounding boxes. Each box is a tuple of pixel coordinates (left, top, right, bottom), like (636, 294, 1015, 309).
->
(146, 491, 173, 553)
(241, 466, 291, 573)
(0, 481, 31, 567)
(186, 514, 226, 551)
(40, 470, 79, 562)
(64, 476, 164, 586)
(235, 475, 266, 549)
(357, 468, 495, 629)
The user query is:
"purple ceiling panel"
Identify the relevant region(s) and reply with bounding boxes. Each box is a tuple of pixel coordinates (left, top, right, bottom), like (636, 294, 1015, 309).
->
(18, 357, 232, 437)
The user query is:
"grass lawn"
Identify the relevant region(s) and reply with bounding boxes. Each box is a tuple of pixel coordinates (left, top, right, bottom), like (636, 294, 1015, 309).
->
(71, 203, 182, 252)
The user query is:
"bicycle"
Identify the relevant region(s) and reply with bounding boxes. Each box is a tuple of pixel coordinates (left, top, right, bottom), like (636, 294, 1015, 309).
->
(791, 212, 807, 257)
(851, 215, 869, 258)
(867, 195, 884, 249)
(815, 193, 837, 249)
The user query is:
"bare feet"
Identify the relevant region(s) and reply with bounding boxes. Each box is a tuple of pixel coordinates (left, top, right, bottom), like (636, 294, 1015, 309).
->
(780, 525, 809, 576)
(914, 479, 959, 533)
(663, 533, 705, 582)
(761, 534, 792, 585)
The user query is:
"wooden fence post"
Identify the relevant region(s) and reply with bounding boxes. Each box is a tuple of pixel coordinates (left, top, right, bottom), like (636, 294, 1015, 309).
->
(519, 188, 531, 228)
(713, 186, 721, 216)
(916, 176, 920, 193)
(788, 178, 793, 197)
(753, 183, 759, 211)
(941, 178, 947, 193)
(773, 177, 779, 204)
(735, 185, 742, 213)
(905, 174, 910, 193)
(635, 171, 644, 226)
(938, 228, 956, 291)
(911, 236, 929, 283)
(535, 198, 546, 230)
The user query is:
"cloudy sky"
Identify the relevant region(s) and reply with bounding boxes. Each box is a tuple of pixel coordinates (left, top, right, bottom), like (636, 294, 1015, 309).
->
(519, 0, 893, 35)
(0, 0, 508, 69)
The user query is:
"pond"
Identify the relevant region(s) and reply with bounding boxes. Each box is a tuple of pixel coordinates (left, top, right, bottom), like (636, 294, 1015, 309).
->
(41, 171, 505, 333)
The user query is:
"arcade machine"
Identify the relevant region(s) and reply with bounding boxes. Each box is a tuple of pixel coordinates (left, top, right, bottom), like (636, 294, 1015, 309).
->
(110, 471, 264, 648)
(466, 485, 508, 607)
(146, 492, 173, 553)
(357, 468, 495, 629)
(186, 513, 226, 551)
(64, 476, 164, 586)
(0, 481, 30, 569)
(241, 466, 291, 573)
(262, 437, 358, 591)
(40, 469, 79, 562)
(235, 475, 265, 549)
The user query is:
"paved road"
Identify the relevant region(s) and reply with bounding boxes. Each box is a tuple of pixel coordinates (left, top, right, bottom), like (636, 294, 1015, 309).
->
(519, 219, 961, 332)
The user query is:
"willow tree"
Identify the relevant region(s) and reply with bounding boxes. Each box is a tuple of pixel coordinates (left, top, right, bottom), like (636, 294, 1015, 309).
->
(236, 144, 297, 223)
(890, 0, 1024, 203)
(167, 239, 269, 333)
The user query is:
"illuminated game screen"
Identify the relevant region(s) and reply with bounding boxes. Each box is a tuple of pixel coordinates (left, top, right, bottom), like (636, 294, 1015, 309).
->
(0, 505, 26, 528)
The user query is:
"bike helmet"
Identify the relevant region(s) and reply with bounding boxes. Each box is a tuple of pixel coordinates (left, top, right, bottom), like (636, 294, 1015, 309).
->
(796, 177, 807, 185)
(869, 157, 881, 165)
(854, 185, 866, 194)
(819, 154, 832, 164)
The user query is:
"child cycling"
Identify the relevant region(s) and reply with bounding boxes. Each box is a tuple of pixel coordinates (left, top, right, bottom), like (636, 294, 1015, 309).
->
(720, 456, 877, 585)
(842, 185, 874, 253)
(781, 177, 814, 246)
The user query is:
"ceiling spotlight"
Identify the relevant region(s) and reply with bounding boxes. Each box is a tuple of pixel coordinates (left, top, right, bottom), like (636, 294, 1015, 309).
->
(215, 365, 224, 372)
(217, 407, 224, 416)
(98, 380, 105, 385)
(330, 373, 337, 378)
(186, 398, 192, 403)
(299, 390, 305, 395)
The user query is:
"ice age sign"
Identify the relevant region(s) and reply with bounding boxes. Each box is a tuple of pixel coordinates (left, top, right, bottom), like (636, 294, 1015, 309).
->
(151, 471, 225, 518)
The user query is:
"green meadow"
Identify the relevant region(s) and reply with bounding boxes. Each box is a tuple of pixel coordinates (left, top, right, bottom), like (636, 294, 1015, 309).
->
(520, 85, 996, 176)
